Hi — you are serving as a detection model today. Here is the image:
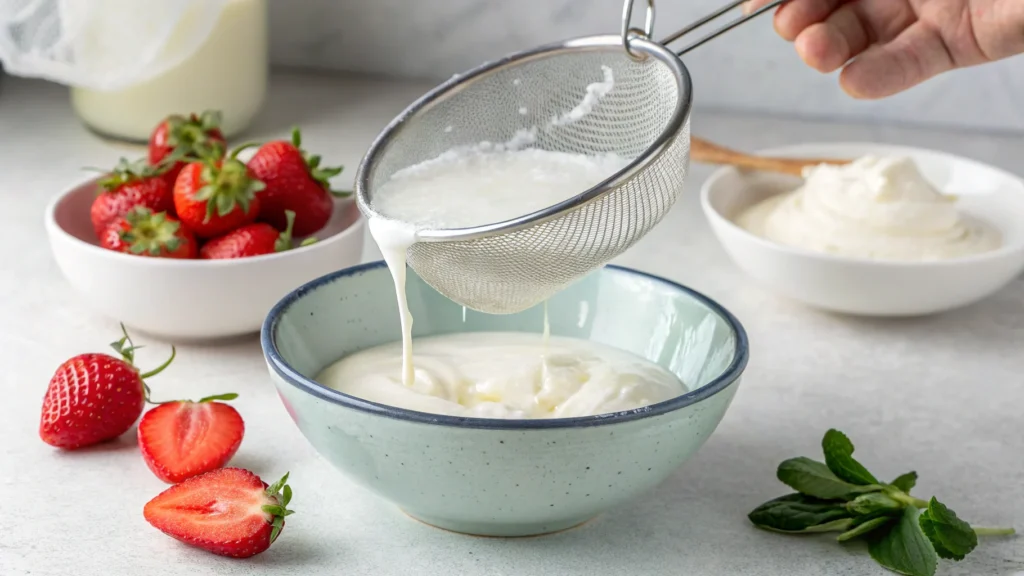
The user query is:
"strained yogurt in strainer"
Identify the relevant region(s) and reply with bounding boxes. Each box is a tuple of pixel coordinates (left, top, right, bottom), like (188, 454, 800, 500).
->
(367, 145, 628, 390)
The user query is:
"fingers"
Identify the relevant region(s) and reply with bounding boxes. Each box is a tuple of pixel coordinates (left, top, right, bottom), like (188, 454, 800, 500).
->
(839, 22, 957, 99)
(795, 5, 872, 72)
(775, 0, 847, 42)
(793, 0, 916, 72)
(743, 0, 846, 41)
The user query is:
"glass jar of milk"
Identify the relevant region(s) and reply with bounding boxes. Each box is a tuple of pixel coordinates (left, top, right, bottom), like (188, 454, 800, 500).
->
(70, 0, 268, 142)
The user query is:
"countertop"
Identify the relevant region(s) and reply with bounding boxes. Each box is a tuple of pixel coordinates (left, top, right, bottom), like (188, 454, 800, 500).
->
(1, 72, 1021, 576)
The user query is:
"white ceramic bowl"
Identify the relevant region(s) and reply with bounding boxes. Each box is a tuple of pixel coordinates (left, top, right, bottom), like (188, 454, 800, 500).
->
(45, 177, 365, 340)
(701, 143, 1024, 316)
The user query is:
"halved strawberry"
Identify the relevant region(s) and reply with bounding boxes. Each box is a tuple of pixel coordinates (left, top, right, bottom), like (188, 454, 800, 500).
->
(138, 393, 244, 483)
(144, 468, 293, 558)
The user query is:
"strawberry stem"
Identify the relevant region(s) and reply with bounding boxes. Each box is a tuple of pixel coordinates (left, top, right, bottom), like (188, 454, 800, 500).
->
(274, 210, 297, 252)
(139, 345, 176, 380)
(195, 158, 266, 222)
(230, 142, 262, 160)
(262, 472, 295, 544)
(108, 324, 174, 403)
(197, 393, 239, 403)
(329, 189, 353, 198)
(288, 127, 344, 191)
(166, 110, 225, 162)
(119, 207, 185, 256)
(109, 322, 141, 364)
(96, 157, 169, 192)
(149, 391, 238, 405)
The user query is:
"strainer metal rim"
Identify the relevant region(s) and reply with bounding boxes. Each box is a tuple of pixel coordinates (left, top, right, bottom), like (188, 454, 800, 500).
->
(354, 34, 693, 243)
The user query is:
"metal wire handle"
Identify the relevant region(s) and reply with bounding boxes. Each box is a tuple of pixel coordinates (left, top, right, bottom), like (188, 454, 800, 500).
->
(622, 0, 788, 59)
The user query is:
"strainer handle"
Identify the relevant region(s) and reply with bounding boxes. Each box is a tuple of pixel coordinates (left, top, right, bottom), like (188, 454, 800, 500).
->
(621, 0, 788, 58)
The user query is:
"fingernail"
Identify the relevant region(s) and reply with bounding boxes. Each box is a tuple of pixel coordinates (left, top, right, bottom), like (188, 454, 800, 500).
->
(741, 1, 753, 15)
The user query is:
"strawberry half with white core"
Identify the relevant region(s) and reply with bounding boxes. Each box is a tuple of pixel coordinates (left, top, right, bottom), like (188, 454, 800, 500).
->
(138, 393, 245, 483)
(39, 325, 175, 449)
(144, 468, 294, 558)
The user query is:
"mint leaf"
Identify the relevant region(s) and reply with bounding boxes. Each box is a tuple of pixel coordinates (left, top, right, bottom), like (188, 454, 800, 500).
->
(837, 516, 894, 542)
(847, 492, 905, 516)
(918, 497, 978, 561)
(890, 472, 918, 493)
(778, 457, 878, 500)
(869, 506, 938, 576)
(748, 493, 853, 533)
(822, 429, 880, 485)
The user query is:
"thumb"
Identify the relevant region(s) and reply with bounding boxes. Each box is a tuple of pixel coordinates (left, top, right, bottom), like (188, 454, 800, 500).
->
(839, 22, 956, 99)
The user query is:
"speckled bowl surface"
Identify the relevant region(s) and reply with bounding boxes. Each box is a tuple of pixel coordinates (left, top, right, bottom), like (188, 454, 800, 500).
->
(262, 262, 748, 537)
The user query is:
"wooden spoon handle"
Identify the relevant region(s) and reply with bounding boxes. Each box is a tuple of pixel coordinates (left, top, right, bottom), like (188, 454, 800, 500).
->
(690, 136, 849, 176)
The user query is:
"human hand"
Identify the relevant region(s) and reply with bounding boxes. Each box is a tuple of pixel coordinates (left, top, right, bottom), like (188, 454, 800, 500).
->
(743, 0, 1024, 98)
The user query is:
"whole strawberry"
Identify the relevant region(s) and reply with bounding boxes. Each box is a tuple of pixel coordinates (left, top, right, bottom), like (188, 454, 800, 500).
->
(144, 468, 294, 558)
(139, 393, 244, 483)
(90, 158, 175, 238)
(247, 128, 347, 237)
(148, 110, 227, 183)
(200, 210, 314, 259)
(100, 207, 198, 259)
(173, 153, 265, 238)
(39, 325, 175, 450)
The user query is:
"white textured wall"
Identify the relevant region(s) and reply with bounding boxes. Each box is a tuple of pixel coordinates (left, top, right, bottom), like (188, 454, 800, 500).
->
(267, 0, 1024, 132)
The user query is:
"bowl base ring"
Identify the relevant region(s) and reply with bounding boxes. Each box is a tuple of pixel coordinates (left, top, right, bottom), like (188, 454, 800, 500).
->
(400, 508, 598, 538)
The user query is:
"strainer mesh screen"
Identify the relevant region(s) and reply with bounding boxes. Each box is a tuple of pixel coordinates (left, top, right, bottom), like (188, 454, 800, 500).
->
(364, 44, 690, 313)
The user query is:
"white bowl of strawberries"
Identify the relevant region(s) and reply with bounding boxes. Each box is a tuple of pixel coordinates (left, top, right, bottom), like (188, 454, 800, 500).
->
(45, 111, 365, 341)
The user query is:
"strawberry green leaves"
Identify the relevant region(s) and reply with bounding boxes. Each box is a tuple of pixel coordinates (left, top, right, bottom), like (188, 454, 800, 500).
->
(748, 429, 1015, 576)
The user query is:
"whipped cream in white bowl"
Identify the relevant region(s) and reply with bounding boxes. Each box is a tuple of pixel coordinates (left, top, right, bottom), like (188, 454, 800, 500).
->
(701, 143, 1024, 316)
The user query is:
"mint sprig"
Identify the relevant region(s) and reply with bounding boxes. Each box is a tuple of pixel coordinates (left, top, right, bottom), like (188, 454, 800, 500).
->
(748, 429, 1015, 576)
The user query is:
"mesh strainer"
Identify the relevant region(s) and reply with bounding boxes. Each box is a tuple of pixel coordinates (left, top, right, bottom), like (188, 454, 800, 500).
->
(356, 0, 785, 314)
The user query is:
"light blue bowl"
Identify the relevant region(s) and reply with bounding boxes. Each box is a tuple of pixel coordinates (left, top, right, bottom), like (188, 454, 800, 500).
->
(262, 262, 748, 537)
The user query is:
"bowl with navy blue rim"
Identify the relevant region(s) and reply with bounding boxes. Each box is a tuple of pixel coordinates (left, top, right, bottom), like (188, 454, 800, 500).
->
(262, 261, 748, 536)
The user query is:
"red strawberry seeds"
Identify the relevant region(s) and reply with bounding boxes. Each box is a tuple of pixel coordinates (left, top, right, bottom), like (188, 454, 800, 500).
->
(90, 158, 175, 238)
(200, 210, 313, 259)
(248, 128, 346, 237)
(39, 325, 175, 449)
